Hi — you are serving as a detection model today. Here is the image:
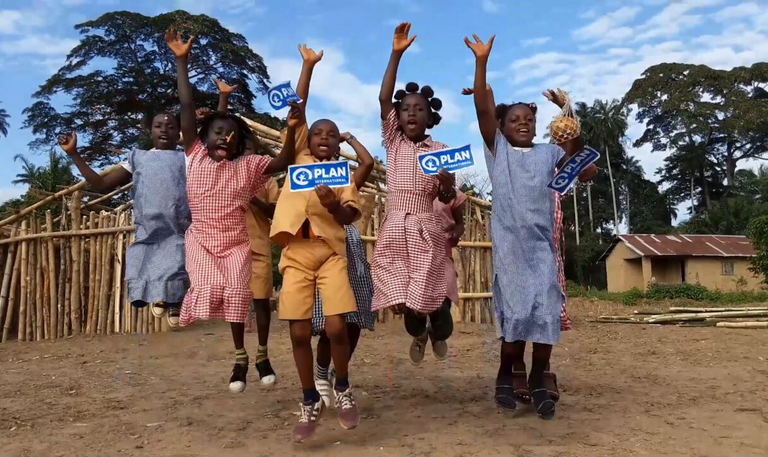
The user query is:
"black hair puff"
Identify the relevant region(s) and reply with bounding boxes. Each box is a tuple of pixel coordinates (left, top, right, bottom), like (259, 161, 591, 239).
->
(197, 111, 253, 160)
(393, 82, 443, 129)
(142, 111, 181, 131)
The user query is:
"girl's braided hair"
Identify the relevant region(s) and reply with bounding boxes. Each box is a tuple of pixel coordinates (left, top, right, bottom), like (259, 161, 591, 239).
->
(393, 82, 443, 129)
(494, 102, 537, 126)
(197, 111, 253, 159)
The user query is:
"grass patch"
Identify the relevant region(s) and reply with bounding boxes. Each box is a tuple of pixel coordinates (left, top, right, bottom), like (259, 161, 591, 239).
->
(566, 282, 768, 307)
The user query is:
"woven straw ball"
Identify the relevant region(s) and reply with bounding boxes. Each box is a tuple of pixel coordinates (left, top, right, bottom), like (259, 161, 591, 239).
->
(549, 116, 581, 144)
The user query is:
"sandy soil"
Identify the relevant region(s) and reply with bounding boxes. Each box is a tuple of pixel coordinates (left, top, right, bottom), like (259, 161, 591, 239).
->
(1, 299, 767, 456)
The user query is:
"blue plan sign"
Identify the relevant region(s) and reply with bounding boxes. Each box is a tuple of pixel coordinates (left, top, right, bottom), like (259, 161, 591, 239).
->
(288, 161, 351, 192)
(267, 81, 302, 110)
(418, 144, 474, 175)
(547, 146, 601, 195)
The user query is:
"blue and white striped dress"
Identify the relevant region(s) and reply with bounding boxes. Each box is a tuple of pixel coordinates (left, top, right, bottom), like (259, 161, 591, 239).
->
(485, 130, 566, 345)
(312, 224, 376, 335)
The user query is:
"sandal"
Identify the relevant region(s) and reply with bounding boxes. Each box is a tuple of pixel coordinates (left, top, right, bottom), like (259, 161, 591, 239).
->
(531, 388, 555, 420)
(494, 375, 516, 412)
(512, 371, 531, 404)
(543, 372, 559, 403)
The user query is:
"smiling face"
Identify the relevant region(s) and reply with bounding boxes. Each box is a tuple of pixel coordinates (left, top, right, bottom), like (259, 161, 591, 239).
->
(309, 119, 341, 160)
(205, 117, 239, 161)
(150, 113, 180, 150)
(397, 93, 430, 141)
(502, 104, 536, 147)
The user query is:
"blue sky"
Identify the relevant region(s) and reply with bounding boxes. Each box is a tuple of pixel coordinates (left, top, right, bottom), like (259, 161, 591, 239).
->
(1, 0, 767, 223)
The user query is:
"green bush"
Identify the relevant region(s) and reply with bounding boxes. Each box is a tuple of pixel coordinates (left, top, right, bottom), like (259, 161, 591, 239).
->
(567, 282, 768, 306)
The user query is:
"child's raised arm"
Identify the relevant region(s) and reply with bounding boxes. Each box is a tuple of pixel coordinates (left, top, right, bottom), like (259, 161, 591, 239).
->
(379, 22, 416, 120)
(165, 29, 197, 152)
(340, 132, 374, 190)
(213, 78, 238, 112)
(543, 89, 598, 182)
(296, 44, 323, 111)
(464, 34, 497, 154)
(264, 102, 302, 174)
(58, 132, 131, 192)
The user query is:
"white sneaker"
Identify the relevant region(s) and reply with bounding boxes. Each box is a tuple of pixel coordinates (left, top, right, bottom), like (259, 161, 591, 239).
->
(316, 378, 333, 408)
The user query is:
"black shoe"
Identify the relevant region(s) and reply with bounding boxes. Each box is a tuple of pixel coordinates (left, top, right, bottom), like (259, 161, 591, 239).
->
(255, 359, 276, 386)
(229, 363, 248, 393)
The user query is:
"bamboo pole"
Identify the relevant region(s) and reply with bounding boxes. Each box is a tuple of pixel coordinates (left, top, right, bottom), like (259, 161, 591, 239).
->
(79, 233, 86, 333)
(45, 212, 57, 340)
(668, 307, 768, 313)
(57, 198, 67, 338)
(0, 165, 122, 229)
(113, 212, 125, 334)
(98, 213, 113, 335)
(106, 215, 117, 335)
(0, 226, 135, 244)
(41, 236, 50, 340)
(2, 251, 21, 342)
(63, 237, 72, 336)
(18, 220, 28, 342)
(70, 191, 82, 335)
(646, 310, 768, 323)
(716, 322, 768, 329)
(35, 227, 43, 341)
(26, 223, 35, 341)
(0, 226, 18, 326)
(53, 183, 132, 223)
(86, 212, 97, 335)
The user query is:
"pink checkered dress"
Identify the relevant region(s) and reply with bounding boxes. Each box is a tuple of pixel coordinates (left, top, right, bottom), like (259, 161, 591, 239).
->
(553, 196, 572, 331)
(180, 139, 271, 326)
(371, 108, 449, 314)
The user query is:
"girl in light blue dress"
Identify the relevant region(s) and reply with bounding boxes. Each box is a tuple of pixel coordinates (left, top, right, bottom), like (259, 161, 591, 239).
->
(465, 34, 597, 420)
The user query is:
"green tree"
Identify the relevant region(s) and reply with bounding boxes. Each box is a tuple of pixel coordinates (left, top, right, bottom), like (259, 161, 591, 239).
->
(13, 152, 77, 192)
(624, 62, 768, 209)
(22, 10, 282, 166)
(747, 215, 768, 285)
(0, 102, 9, 138)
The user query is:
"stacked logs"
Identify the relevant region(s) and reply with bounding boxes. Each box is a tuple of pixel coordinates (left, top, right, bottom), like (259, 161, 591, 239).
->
(595, 307, 768, 328)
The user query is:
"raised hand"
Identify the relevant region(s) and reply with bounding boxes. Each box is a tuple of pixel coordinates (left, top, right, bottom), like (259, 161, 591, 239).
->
(58, 132, 77, 156)
(195, 107, 212, 120)
(464, 34, 496, 59)
(340, 132, 352, 142)
(315, 185, 339, 209)
(213, 78, 239, 95)
(164, 28, 195, 59)
(286, 101, 304, 128)
(392, 22, 417, 53)
(298, 44, 323, 64)
(436, 168, 455, 190)
(543, 89, 568, 109)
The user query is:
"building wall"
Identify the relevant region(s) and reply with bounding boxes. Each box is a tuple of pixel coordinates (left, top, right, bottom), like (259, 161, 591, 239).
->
(685, 257, 764, 292)
(605, 242, 643, 292)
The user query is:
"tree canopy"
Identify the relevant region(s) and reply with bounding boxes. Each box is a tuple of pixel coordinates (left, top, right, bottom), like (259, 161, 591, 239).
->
(0, 102, 9, 138)
(22, 10, 283, 166)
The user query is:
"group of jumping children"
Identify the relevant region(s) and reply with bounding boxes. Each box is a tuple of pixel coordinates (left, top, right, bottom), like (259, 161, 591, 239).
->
(57, 23, 597, 443)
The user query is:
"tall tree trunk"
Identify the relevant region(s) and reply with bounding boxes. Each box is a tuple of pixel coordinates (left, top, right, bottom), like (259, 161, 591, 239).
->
(690, 174, 695, 215)
(625, 182, 631, 234)
(587, 183, 594, 233)
(699, 167, 712, 210)
(573, 185, 580, 246)
(605, 147, 620, 235)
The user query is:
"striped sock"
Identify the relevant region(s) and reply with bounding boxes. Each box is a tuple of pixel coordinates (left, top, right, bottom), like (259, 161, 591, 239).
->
(255, 345, 268, 363)
(235, 348, 249, 366)
(316, 364, 329, 381)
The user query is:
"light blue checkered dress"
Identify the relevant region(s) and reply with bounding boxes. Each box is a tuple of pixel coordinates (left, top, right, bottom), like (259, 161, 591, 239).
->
(485, 130, 565, 345)
(312, 224, 376, 335)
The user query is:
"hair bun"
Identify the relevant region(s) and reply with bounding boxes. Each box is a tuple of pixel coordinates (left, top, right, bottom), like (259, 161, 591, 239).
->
(420, 85, 434, 99)
(430, 97, 442, 111)
(431, 112, 442, 127)
(394, 89, 407, 101)
(405, 82, 419, 93)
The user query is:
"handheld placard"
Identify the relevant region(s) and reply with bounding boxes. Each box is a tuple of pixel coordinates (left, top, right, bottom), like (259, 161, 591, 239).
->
(288, 161, 351, 192)
(267, 81, 302, 110)
(547, 146, 600, 195)
(418, 144, 474, 175)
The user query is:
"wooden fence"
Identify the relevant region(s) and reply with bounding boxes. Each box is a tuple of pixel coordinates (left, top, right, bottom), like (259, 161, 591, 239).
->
(0, 120, 494, 343)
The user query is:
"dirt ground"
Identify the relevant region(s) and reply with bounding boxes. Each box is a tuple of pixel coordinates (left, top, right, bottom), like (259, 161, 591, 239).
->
(1, 299, 768, 457)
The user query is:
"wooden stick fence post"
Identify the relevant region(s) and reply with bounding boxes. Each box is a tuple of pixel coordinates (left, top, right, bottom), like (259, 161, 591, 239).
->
(86, 212, 96, 335)
(70, 191, 82, 335)
(18, 220, 28, 342)
(2, 250, 21, 342)
(112, 211, 125, 334)
(0, 226, 18, 326)
(35, 224, 43, 341)
(45, 212, 58, 340)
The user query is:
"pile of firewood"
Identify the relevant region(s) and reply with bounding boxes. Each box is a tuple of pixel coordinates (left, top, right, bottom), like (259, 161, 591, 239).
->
(595, 307, 768, 328)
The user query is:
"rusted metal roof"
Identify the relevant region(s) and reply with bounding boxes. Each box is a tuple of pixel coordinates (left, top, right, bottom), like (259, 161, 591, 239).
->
(599, 234, 755, 261)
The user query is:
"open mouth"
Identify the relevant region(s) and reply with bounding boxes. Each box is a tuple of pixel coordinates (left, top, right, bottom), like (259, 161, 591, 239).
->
(407, 119, 417, 126)
(215, 144, 229, 158)
(517, 127, 531, 134)
(318, 144, 329, 152)
(158, 135, 169, 142)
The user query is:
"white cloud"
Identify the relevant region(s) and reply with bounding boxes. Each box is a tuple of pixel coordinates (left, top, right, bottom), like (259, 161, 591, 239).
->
(521, 37, 551, 47)
(0, 35, 78, 56)
(573, 6, 641, 41)
(482, 0, 500, 13)
(0, 10, 46, 35)
(580, 9, 597, 19)
(715, 2, 760, 21)
(408, 42, 421, 54)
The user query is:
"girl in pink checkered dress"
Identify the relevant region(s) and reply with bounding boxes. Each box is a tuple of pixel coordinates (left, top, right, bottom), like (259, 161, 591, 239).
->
(166, 29, 298, 393)
(372, 23, 459, 360)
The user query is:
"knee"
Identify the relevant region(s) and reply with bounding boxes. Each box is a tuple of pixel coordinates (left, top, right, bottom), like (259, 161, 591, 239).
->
(252, 299, 270, 313)
(324, 315, 349, 344)
(289, 321, 312, 348)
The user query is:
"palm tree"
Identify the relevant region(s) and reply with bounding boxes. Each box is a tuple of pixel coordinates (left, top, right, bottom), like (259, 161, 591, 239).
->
(13, 154, 46, 189)
(0, 102, 9, 138)
(577, 99, 630, 235)
(13, 152, 75, 192)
